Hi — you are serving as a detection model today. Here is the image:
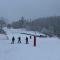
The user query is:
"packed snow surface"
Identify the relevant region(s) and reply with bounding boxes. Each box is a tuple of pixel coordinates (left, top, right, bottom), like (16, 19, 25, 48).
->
(0, 28, 60, 60)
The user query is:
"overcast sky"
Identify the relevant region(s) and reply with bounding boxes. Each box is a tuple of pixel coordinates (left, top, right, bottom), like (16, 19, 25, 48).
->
(0, 0, 60, 22)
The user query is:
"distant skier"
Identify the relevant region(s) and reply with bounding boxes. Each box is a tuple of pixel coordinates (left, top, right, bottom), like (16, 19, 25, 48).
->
(25, 36, 29, 44)
(18, 37, 21, 43)
(11, 36, 15, 44)
(30, 35, 31, 39)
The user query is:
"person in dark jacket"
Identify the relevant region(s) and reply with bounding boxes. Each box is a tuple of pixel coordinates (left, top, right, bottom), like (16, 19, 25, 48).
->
(26, 36, 29, 44)
(18, 37, 21, 43)
(11, 36, 15, 44)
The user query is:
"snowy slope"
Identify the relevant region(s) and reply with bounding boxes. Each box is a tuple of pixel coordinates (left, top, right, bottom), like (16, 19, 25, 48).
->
(0, 28, 60, 60)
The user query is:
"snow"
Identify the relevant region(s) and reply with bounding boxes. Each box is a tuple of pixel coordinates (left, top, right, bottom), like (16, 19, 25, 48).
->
(0, 27, 60, 60)
(0, 34, 8, 40)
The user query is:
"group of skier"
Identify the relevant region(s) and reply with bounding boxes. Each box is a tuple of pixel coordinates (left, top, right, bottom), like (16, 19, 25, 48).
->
(11, 36, 31, 44)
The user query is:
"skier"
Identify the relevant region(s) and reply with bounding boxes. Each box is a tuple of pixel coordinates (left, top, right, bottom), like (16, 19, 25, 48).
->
(11, 36, 15, 44)
(30, 35, 31, 39)
(25, 36, 29, 44)
(18, 37, 21, 43)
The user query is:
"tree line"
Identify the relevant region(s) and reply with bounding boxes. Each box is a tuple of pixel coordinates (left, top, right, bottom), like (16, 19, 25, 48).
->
(0, 16, 60, 37)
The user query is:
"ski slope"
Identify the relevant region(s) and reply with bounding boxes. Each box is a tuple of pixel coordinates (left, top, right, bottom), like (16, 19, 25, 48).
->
(0, 28, 60, 60)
